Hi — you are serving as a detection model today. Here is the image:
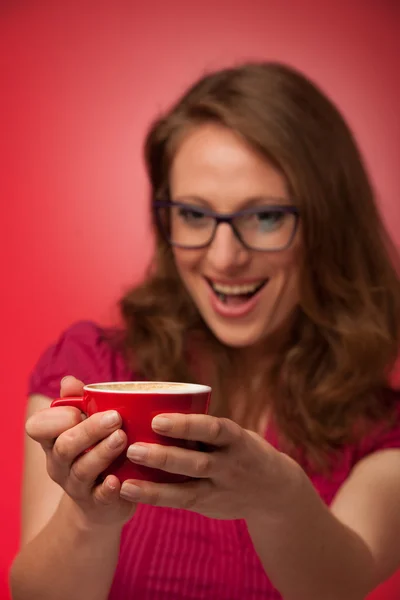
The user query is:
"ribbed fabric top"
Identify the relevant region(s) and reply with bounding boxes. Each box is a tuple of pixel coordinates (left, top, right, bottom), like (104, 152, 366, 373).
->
(29, 321, 400, 600)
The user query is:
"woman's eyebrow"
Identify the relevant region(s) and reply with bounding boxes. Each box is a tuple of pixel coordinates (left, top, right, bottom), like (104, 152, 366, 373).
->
(171, 195, 292, 210)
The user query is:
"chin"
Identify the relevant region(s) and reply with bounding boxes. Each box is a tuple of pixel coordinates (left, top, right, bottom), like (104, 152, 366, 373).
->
(206, 323, 268, 349)
(202, 310, 292, 350)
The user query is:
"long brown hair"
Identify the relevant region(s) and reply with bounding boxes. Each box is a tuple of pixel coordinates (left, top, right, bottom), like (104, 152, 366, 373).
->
(120, 62, 400, 468)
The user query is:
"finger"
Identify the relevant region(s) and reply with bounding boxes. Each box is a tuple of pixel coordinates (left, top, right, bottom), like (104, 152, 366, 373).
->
(60, 376, 85, 398)
(120, 478, 210, 510)
(51, 410, 122, 469)
(151, 414, 242, 447)
(93, 475, 122, 506)
(93, 476, 137, 522)
(127, 443, 215, 478)
(26, 407, 84, 450)
(67, 429, 127, 491)
(92, 475, 135, 514)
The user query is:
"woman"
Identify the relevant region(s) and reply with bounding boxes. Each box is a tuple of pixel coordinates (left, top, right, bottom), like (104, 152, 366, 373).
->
(10, 62, 400, 600)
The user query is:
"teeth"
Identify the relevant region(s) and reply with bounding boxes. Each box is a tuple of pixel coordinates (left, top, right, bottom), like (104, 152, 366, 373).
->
(211, 281, 265, 295)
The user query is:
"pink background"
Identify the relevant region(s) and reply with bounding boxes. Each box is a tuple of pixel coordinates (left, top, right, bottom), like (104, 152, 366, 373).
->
(1, 1, 399, 598)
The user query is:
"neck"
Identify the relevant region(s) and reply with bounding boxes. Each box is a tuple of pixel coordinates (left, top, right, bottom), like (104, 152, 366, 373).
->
(233, 320, 292, 378)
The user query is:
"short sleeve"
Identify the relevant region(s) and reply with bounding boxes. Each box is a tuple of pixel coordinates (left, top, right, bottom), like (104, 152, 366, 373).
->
(353, 390, 400, 463)
(28, 321, 133, 399)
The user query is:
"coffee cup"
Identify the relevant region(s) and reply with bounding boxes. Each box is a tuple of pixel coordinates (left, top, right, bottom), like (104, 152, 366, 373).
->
(50, 381, 211, 483)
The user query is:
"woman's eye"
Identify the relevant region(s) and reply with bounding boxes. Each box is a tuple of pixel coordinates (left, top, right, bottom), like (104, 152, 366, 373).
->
(257, 211, 284, 228)
(178, 207, 206, 223)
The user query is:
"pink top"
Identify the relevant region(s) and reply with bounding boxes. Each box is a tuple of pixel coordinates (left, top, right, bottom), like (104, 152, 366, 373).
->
(29, 321, 400, 600)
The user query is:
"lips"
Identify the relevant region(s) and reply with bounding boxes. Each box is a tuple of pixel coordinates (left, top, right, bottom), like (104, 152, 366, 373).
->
(206, 277, 267, 300)
(210, 279, 266, 297)
(205, 277, 269, 318)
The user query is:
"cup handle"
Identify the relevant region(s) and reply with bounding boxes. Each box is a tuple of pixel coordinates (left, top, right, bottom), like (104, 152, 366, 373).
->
(50, 396, 87, 413)
(50, 396, 93, 453)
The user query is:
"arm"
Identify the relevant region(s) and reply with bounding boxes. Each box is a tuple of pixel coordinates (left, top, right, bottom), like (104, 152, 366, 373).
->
(246, 454, 374, 600)
(246, 450, 400, 600)
(114, 413, 400, 600)
(10, 382, 134, 600)
(12, 492, 123, 600)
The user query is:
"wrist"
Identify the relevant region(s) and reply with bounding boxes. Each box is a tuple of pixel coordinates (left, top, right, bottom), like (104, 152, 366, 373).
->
(246, 451, 307, 525)
(59, 494, 126, 537)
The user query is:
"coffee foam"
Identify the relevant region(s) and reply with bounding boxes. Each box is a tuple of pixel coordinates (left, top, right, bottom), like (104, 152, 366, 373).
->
(86, 381, 211, 394)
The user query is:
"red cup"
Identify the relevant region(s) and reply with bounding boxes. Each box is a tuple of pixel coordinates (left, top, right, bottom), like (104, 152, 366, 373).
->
(50, 381, 211, 483)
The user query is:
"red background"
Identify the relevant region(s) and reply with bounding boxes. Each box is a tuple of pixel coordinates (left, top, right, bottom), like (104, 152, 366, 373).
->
(1, 2, 399, 598)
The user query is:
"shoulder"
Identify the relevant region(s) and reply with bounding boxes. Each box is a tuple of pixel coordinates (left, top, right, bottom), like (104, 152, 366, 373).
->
(353, 389, 400, 462)
(29, 321, 132, 399)
(306, 389, 400, 505)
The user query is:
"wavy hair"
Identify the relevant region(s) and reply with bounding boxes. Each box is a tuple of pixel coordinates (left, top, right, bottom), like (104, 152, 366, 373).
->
(120, 62, 400, 469)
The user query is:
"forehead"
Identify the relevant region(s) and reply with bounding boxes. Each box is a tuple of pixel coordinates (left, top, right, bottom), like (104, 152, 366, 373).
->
(169, 123, 288, 211)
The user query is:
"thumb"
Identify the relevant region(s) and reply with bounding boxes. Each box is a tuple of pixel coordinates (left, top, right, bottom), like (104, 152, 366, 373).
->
(60, 375, 85, 397)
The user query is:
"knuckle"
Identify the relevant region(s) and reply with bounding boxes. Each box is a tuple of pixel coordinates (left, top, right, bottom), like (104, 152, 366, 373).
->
(193, 454, 212, 477)
(209, 418, 223, 443)
(25, 411, 49, 441)
(81, 417, 100, 442)
(65, 407, 85, 427)
(155, 447, 168, 469)
(46, 457, 63, 485)
(94, 485, 114, 506)
(220, 418, 242, 443)
(53, 432, 74, 462)
(101, 434, 124, 458)
(70, 458, 91, 485)
(181, 490, 197, 510)
(181, 415, 191, 438)
(24, 415, 36, 438)
(147, 486, 161, 506)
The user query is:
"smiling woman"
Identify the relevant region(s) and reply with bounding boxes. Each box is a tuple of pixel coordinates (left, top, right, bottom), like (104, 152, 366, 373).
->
(154, 195, 299, 317)
(164, 123, 302, 346)
(123, 63, 400, 455)
(11, 62, 400, 600)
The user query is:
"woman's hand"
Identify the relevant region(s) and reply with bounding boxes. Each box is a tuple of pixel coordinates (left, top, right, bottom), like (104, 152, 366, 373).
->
(120, 413, 300, 521)
(25, 376, 136, 528)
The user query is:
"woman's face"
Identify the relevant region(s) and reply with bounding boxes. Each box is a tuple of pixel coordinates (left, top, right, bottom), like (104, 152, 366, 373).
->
(169, 123, 302, 349)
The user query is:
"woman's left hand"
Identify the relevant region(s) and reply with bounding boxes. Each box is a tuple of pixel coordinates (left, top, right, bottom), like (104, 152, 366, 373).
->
(119, 413, 301, 520)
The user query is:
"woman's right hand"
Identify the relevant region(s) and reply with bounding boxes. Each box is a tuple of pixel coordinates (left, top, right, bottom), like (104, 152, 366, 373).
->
(25, 376, 136, 528)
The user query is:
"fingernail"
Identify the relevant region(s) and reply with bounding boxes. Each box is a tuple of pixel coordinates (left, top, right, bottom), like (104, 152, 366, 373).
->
(127, 445, 148, 461)
(60, 376, 73, 385)
(152, 416, 172, 431)
(107, 430, 123, 449)
(106, 478, 116, 490)
(120, 483, 141, 501)
(101, 411, 120, 427)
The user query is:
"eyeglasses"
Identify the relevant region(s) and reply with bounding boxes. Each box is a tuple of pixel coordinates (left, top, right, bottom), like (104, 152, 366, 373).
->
(154, 201, 300, 251)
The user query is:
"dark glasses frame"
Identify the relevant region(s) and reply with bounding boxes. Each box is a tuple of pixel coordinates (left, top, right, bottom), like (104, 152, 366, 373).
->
(153, 200, 300, 252)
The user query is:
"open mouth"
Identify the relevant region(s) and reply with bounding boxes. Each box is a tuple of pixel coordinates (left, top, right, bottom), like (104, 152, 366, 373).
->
(206, 278, 268, 306)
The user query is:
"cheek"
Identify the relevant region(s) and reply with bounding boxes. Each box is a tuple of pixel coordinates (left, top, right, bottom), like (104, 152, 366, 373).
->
(173, 249, 203, 282)
(268, 247, 302, 294)
(261, 245, 298, 274)
(281, 250, 303, 303)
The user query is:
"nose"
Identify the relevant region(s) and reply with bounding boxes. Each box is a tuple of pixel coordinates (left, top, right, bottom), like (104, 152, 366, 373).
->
(206, 223, 250, 272)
